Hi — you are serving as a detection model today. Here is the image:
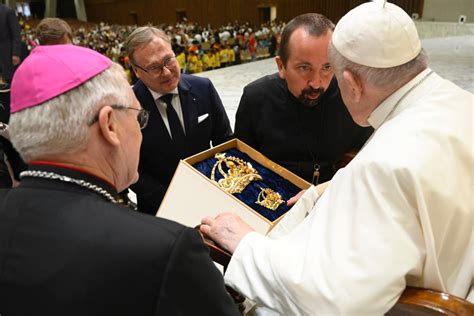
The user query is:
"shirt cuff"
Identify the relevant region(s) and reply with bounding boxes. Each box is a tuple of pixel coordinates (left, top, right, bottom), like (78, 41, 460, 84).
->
(268, 186, 320, 239)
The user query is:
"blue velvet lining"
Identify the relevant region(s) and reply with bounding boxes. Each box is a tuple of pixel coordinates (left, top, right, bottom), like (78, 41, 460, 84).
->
(193, 148, 301, 222)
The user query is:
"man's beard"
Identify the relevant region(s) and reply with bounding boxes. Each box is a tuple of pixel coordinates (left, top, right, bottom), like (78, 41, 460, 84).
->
(297, 86, 325, 107)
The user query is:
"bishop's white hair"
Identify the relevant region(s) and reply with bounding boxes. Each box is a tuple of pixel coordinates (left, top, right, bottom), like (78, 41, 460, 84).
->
(9, 62, 130, 162)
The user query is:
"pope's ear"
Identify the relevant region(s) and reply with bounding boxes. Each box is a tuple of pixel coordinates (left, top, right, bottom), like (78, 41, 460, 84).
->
(97, 106, 120, 146)
(342, 70, 363, 102)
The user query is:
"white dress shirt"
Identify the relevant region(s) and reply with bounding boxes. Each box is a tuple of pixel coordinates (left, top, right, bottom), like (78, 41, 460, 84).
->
(148, 87, 186, 136)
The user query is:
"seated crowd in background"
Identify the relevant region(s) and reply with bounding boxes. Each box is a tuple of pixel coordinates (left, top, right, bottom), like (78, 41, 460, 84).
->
(18, 17, 284, 79)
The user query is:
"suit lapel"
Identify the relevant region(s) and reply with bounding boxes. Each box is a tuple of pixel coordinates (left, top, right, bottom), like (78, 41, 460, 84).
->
(135, 81, 157, 113)
(178, 75, 198, 136)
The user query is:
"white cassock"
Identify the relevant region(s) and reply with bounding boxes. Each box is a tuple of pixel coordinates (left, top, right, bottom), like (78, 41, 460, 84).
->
(224, 68, 474, 315)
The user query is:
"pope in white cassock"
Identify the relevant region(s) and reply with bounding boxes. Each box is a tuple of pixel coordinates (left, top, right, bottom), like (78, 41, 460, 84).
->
(200, 1, 474, 315)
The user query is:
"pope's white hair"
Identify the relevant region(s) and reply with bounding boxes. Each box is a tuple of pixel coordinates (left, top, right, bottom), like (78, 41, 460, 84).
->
(328, 41, 428, 89)
(9, 62, 130, 162)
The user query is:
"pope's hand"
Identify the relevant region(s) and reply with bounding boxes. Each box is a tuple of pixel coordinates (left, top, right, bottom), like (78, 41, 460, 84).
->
(288, 181, 331, 206)
(200, 213, 254, 254)
(287, 189, 306, 206)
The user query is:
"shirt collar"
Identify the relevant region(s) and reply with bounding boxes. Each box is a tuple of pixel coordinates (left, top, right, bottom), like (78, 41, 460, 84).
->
(148, 87, 179, 101)
(368, 68, 432, 129)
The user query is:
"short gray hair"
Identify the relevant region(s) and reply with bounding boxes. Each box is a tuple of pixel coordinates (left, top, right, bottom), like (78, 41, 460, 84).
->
(328, 41, 428, 88)
(9, 63, 129, 162)
(125, 26, 170, 65)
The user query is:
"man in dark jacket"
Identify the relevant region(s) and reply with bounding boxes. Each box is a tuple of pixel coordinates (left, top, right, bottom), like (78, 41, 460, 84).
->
(235, 13, 372, 185)
(0, 3, 21, 85)
(126, 27, 233, 214)
(0, 44, 239, 316)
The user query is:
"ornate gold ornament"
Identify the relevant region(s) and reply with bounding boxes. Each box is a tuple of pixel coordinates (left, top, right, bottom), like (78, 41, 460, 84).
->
(210, 153, 262, 194)
(256, 187, 285, 211)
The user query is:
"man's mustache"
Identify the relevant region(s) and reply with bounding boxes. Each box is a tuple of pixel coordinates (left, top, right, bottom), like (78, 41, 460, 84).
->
(302, 86, 324, 97)
(298, 86, 325, 107)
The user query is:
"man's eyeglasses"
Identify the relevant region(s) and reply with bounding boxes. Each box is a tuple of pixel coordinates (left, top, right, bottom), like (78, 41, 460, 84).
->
(89, 104, 150, 129)
(133, 55, 176, 76)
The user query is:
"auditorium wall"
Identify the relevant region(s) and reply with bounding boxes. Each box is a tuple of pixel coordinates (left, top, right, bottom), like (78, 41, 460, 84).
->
(423, 0, 473, 22)
(84, 0, 424, 26)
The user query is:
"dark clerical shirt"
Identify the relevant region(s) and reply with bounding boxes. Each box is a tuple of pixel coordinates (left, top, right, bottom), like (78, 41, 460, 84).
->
(235, 73, 373, 184)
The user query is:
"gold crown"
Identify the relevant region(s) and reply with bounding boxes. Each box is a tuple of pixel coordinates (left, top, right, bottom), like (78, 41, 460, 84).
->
(210, 153, 262, 194)
(256, 187, 285, 211)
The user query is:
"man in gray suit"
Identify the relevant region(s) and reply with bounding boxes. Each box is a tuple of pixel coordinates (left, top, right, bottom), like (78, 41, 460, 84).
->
(0, 3, 21, 86)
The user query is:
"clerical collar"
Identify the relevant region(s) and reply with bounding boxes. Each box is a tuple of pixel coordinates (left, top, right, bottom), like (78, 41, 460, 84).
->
(368, 68, 434, 129)
(148, 87, 179, 101)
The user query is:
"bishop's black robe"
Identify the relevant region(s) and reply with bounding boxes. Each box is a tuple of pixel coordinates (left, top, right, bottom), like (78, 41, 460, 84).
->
(0, 164, 239, 316)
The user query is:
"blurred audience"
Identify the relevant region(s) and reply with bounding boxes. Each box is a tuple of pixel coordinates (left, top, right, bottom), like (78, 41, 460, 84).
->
(20, 18, 285, 78)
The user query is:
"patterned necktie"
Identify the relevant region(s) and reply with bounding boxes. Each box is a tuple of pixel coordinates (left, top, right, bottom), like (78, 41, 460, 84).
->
(160, 94, 185, 151)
